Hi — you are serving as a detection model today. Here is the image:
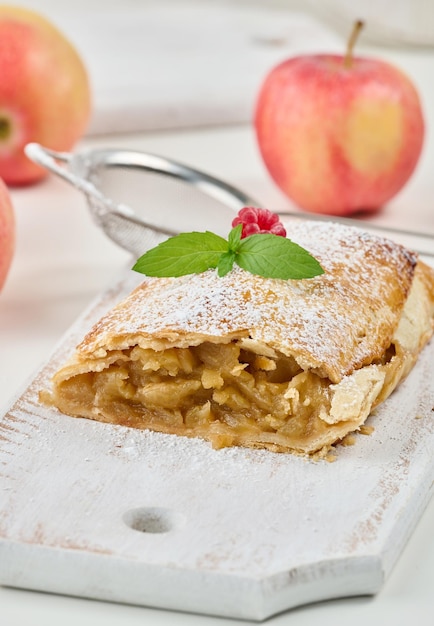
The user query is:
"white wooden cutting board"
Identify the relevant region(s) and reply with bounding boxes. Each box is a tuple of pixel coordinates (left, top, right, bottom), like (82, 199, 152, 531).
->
(1, 268, 434, 621)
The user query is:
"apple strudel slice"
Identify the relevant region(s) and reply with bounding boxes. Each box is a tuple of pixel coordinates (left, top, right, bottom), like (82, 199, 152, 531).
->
(42, 221, 434, 456)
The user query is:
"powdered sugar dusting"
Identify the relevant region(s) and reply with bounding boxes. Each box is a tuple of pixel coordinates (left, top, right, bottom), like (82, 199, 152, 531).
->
(80, 221, 417, 382)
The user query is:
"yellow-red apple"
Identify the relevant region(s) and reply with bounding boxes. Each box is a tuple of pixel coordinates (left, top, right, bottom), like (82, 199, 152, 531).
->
(0, 177, 15, 291)
(0, 6, 91, 186)
(254, 22, 425, 216)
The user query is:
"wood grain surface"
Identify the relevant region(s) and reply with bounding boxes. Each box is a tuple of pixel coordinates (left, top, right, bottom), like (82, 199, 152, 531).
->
(0, 268, 433, 621)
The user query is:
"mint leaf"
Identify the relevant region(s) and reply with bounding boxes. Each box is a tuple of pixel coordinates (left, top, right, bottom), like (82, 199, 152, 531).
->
(236, 234, 324, 279)
(217, 251, 236, 277)
(132, 224, 324, 281)
(133, 231, 228, 277)
(227, 224, 242, 251)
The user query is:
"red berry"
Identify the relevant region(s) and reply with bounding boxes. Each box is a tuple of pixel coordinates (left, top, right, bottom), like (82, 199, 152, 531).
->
(232, 207, 286, 238)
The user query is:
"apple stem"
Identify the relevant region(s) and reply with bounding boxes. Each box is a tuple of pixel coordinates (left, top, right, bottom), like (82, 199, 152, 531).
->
(343, 20, 364, 69)
(0, 117, 11, 141)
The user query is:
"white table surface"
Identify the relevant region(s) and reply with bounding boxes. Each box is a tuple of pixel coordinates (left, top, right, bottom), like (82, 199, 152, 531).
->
(1, 9, 434, 624)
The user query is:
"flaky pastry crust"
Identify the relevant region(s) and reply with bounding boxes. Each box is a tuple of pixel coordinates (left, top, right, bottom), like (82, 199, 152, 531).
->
(42, 221, 434, 456)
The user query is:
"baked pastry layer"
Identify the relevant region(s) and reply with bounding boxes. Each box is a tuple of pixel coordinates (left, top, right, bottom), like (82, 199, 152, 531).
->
(42, 221, 434, 456)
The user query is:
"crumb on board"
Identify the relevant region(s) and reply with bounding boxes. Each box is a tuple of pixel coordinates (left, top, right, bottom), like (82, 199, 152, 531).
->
(359, 425, 375, 436)
(341, 434, 356, 447)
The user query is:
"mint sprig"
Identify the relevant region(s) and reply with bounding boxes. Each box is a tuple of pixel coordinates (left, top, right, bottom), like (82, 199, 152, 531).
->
(132, 225, 324, 280)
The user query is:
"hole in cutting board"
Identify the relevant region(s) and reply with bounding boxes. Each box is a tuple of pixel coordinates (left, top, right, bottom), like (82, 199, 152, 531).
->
(123, 507, 185, 534)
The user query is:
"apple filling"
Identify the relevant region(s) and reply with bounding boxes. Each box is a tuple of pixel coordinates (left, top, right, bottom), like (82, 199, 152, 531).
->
(46, 338, 400, 454)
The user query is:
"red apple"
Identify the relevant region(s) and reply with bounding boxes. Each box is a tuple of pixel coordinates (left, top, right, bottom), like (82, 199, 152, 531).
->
(254, 21, 425, 216)
(0, 177, 15, 291)
(0, 6, 91, 186)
